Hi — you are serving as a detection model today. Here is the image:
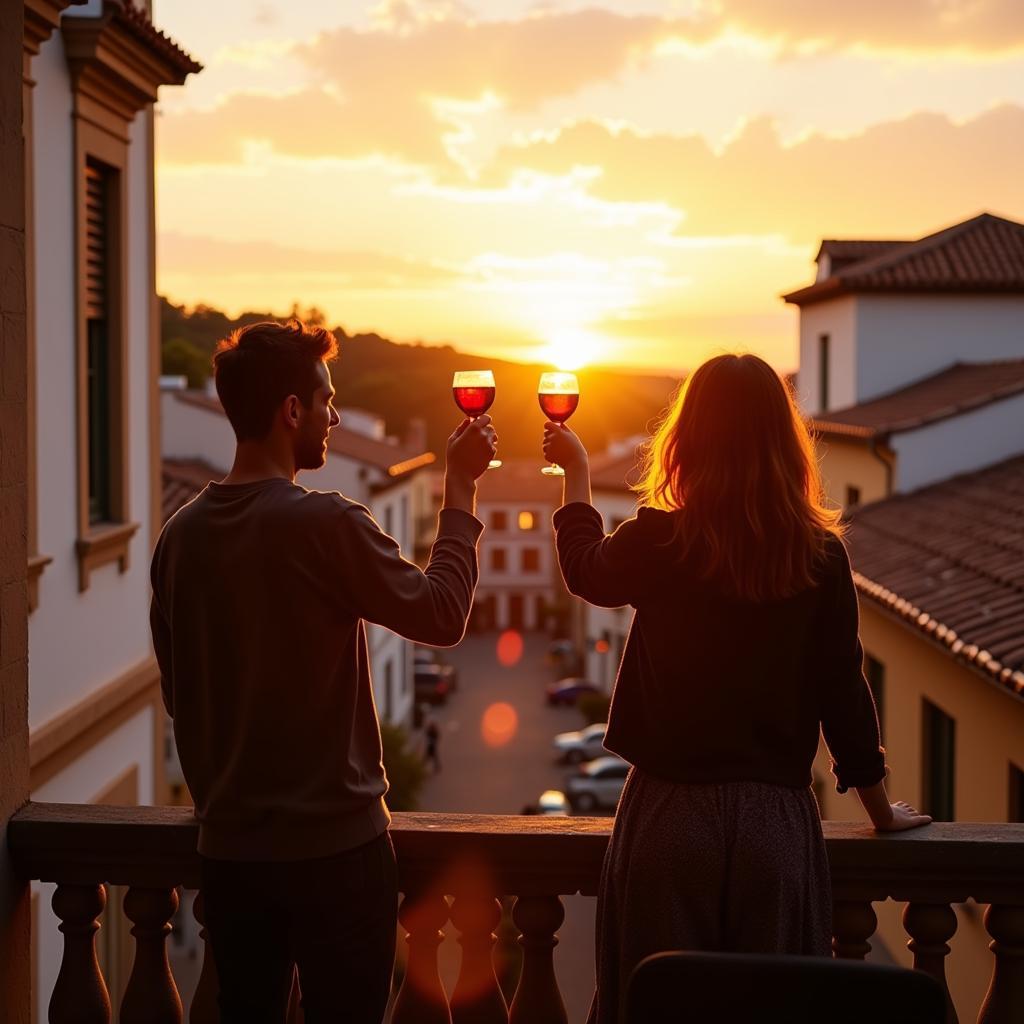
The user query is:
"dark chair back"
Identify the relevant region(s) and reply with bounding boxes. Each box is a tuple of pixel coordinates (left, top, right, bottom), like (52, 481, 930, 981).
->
(626, 951, 946, 1023)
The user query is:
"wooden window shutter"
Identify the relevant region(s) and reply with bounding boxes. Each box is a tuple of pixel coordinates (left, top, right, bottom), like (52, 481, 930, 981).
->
(85, 160, 110, 319)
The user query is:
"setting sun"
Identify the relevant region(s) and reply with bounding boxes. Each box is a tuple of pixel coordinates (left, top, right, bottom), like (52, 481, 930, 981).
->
(540, 327, 608, 370)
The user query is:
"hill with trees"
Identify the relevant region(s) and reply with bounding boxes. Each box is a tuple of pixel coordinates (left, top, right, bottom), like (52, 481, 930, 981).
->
(160, 297, 681, 459)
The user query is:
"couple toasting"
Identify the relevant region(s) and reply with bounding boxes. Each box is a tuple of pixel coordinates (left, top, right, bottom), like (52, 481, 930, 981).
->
(151, 319, 929, 1024)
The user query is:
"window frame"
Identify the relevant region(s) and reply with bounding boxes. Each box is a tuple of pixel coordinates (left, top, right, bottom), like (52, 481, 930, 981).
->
(922, 698, 956, 822)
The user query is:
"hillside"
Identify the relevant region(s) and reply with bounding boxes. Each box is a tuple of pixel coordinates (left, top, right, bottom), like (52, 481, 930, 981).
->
(160, 297, 681, 459)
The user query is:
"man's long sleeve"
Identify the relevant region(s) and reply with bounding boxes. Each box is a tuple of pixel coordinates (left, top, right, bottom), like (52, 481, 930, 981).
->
(338, 504, 483, 646)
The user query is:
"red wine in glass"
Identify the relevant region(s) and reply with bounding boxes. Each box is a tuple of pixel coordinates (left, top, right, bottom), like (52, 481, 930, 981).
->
(538, 391, 579, 423)
(453, 385, 495, 418)
(538, 372, 580, 476)
(452, 370, 501, 469)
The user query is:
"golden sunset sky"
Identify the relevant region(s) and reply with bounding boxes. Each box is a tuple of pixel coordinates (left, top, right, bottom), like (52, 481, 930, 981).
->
(153, 0, 1024, 373)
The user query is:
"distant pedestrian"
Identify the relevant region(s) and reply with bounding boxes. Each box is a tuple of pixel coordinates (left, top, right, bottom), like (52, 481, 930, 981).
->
(543, 353, 931, 1024)
(425, 719, 442, 772)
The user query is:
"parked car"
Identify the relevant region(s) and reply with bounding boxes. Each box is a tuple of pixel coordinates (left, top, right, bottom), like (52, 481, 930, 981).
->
(522, 790, 571, 816)
(565, 756, 630, 812)
(546, 677, 602, 706)
(553, 722, 608, 764)
(413, 648, 458, 692)
(414, 664, 451, 706)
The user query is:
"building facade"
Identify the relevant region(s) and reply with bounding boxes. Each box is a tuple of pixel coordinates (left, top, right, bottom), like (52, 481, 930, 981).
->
(786, 214, 1024, 1019)
(21, 0, 199, 1016)
(468, 461, 562, 633)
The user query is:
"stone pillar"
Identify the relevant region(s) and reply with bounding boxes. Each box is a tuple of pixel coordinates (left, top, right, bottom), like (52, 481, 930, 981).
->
(0, 2, 31, 1022)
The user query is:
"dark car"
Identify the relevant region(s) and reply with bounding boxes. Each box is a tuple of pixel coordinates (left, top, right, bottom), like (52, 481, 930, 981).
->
(414, 664, 452, 706)
(413, 647, 458, 692)
(545, 677, 602, 707)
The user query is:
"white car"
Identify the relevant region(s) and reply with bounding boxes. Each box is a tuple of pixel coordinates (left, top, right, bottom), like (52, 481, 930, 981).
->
(553, 722, 608, 764)
(536, 790, 571, 816)
(565, 756, 630, 812)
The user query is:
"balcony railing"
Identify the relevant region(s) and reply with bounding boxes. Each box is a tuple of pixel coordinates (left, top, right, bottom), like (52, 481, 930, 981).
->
(9, 804, 1024, 1024)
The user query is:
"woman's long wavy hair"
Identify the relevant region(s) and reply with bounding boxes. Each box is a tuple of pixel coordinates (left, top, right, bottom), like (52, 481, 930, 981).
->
(636, 353, 842, 602)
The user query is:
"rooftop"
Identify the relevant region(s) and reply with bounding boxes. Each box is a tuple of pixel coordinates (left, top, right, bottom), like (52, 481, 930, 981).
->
(173, 391, 433, 476)
(811, 359, 1024, 440)
(474, 459, 564, 505)
(784, 212, 1024, 307)
(161, 457, 221, 523)
(847, 453, 1024, 697)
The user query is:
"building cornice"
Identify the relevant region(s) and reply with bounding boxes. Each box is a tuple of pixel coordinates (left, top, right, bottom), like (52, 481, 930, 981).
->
(62, 0, 201, 125)
(23, 0, 86, 58)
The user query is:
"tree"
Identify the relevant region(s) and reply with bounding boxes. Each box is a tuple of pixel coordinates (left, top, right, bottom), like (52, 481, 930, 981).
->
(161, 337, 212, 388)
(380, 721, 428, 811)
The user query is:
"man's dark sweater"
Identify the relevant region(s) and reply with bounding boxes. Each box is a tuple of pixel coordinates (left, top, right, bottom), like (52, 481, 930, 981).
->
(150, 478, 483, 861)
(553, 502, 885, 793)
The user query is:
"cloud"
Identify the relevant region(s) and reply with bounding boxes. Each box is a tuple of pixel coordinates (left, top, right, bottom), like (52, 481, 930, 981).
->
(713, 0, 1024, 55)
(480, 104, 1024, 245)
(158, 231, 466, 288)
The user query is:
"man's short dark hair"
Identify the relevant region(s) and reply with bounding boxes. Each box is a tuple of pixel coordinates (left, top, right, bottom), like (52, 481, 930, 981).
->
(213, 319, 339, 441)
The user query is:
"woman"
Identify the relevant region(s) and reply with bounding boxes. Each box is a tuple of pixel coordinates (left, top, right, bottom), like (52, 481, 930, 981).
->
(542, 354, 930, 1024)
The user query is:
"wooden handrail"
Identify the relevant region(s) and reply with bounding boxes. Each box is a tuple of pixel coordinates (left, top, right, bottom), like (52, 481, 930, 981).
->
(9, 803, 1024, 902)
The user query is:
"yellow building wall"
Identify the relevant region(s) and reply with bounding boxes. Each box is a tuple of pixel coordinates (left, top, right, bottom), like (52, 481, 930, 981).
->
(817, 436, 891, 509)
(814, 603, 1024, 1019)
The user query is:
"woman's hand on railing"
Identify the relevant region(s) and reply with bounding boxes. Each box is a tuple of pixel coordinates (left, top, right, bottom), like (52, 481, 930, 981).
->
(876, 800, 932, 832)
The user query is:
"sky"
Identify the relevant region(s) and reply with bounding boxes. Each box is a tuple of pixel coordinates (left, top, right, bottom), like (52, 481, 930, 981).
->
(152, 0, 1024, 374)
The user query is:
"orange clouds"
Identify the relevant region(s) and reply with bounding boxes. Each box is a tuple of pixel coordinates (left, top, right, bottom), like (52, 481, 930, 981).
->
(713, 0, 1024, 55)
(482, 104, 1024, 244)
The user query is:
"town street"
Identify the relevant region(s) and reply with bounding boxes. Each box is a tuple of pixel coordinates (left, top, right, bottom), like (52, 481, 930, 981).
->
(416, 631, 603, 1024)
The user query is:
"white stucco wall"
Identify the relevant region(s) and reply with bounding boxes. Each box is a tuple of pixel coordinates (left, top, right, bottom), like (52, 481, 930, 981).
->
(796, 296, 858, 414)
(29, 35, 154, 729)
(855, 295, 1024, 403)
(891, 392, 1024, 493)
(160, 391, 235, 473)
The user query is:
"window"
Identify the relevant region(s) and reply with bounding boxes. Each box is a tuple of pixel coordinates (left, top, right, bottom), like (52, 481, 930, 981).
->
(1010, 764, 1024, 823)
(491, 510, 508, 531)
(864, 654, 884, 744)
(521, 548, 540, 572)
(85, 160, 115, 525)
(846, 485, 862, 510)
(818, 333, 830, 412)
(384, 505, 393, 537)
(490, 547, 507, 571)
(922, 700, 955, 821)
(518, 510, 538, 531)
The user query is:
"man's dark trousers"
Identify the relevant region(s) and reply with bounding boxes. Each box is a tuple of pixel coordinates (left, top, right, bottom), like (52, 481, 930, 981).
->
(200, 832, 398, 1023)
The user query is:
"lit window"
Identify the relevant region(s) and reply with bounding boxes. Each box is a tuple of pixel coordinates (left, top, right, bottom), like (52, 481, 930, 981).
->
(518, 511, 536, 531)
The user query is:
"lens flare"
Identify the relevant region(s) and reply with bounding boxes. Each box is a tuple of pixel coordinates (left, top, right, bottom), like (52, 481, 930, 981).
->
(481, 702, 518, 748)
(496, 629, 523, 667)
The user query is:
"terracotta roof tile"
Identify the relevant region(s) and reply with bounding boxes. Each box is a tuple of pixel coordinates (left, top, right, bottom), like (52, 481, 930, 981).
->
(162, 458, 221, 522)
(118, 1, 202, 79)
(847, 454, 1024, 697)
(784, 213, 1024, 306)
(589, 445, 644, 493)
(812, 359, 1024, 439)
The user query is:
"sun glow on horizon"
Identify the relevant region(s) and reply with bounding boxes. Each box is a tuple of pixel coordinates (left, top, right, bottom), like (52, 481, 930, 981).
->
(538, 326, 610, 370)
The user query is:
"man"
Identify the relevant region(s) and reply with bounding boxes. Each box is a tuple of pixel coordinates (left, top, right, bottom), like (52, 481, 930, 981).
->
(150, 319, 496, 1023)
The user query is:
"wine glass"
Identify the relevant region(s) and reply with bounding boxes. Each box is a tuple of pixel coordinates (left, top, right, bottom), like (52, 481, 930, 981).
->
(538, 371, 580, 476)
(452, 369, 501, 469)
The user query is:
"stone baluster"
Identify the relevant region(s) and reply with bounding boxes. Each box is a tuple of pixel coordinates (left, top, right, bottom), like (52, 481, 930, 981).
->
(392, 892, 452, 1024)
(903, 902, 958, 1024)
(831, 899, 877, 960)
(120, 886, 183, 1024)
(49, 883, 111, 1024)
(450, 894, 508, 1024)
(977, 903, 1024, 1024)
(190, 891, 219, 1024)
(508, 895, 567, 1024)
